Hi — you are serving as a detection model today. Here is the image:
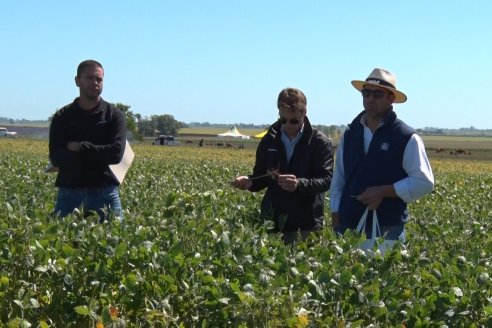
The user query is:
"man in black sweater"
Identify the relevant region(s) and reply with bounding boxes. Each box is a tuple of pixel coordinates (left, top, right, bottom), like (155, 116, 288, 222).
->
(49, 60, 127, 221)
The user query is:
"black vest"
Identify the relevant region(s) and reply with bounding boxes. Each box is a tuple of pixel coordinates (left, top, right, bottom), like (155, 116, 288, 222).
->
(339, 109, 414, 229)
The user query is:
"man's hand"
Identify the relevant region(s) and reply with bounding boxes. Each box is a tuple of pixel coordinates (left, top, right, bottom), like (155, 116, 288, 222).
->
(276, 174, 298, 192)
(231, 176, 252, 190)
(67, 141, 81, 152)
(355, 185, 396, 210)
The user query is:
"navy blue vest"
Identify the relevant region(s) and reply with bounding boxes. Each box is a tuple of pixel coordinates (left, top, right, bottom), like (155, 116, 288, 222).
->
(339, 109, 414, 229)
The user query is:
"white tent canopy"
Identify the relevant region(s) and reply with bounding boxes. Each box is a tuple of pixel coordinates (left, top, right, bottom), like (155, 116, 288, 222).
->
(217, 126, 250, 139)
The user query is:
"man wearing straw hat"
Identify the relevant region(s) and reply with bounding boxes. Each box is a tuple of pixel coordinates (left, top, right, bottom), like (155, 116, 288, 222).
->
(330, 68, 434, 242)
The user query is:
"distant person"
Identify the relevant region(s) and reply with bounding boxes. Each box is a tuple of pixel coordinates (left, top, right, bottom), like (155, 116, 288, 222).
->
(49, 59, 127, 222)
(231, 88, 334, 244)
(330, 68, 434, 242)
(199, 138, 204, 147)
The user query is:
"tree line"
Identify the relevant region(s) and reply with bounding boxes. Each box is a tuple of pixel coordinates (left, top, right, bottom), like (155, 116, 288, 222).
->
(4, 104, 492, 140)
(114, 103, 187, 141)
(113, 104, 348, 142)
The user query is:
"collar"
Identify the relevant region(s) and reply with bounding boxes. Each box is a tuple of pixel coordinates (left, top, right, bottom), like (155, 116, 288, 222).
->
(74, 97, 104, 113)
(355, 106, 395, 130)
(360, 113, 384, 129)
(281, 123, 305, 141)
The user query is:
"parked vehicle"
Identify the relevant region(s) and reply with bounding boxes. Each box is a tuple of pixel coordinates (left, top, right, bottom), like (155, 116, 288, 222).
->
(0, 127, 17, 138)
(152, 135, 180, 146)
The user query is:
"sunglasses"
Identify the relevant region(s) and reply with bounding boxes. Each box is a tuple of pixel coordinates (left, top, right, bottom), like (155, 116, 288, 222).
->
(361, 89, 387, 99)
(280, 117, 301, 125)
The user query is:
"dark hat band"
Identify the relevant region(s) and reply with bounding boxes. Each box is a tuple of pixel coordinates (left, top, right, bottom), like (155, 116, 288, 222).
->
(365, 78, 395, 89)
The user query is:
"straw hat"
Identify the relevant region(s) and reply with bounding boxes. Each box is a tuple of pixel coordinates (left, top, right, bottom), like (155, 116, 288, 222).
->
(351, 68, 407, 103)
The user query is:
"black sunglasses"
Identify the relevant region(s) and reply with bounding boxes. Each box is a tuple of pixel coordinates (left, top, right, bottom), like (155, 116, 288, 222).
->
(280, 117, 301, 125)
(361, 89, 387, 99)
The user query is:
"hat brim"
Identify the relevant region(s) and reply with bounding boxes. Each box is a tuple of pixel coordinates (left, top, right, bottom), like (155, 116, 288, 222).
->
(351, 80, 407, 103)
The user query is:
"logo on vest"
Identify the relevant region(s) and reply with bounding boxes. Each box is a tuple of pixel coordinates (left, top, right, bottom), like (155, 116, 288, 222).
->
(380, 142, 389, 151)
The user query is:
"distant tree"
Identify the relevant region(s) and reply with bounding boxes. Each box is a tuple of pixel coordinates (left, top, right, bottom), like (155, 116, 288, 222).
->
(137, 119, 155, 137)
(152, 114, 181, 136)
(136, 114, 185, 137)
(113, 103, 142, 141)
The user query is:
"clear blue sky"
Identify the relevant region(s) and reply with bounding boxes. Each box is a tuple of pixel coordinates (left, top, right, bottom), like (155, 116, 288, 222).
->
(1, 1, 491, 129)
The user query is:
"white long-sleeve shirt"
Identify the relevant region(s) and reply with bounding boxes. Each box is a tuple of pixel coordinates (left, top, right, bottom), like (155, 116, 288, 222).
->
(330, 118, 434, 212)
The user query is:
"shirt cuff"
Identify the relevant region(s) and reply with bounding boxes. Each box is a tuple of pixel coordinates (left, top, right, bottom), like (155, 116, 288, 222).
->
(393, 180, 411, 203)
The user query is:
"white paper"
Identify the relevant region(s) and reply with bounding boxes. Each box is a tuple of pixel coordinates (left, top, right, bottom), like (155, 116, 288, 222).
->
(109, 140, 135, 184)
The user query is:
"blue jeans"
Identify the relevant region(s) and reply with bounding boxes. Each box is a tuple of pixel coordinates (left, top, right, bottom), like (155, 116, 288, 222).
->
(54, 185, 123, 222)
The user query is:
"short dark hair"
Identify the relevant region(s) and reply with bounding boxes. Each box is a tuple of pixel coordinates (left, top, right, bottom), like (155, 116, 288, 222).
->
(77, 60, 103, 77)
(277, 88, 307, 113)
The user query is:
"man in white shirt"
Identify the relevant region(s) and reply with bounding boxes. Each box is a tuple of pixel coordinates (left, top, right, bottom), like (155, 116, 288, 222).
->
(330, 68, 434, 241)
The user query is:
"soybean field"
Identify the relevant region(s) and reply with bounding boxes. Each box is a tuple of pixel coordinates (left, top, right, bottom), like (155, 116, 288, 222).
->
(0, 139, 491, 327)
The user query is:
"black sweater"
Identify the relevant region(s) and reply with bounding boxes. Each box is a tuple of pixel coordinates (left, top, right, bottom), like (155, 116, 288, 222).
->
(49, 98, 127, 187)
